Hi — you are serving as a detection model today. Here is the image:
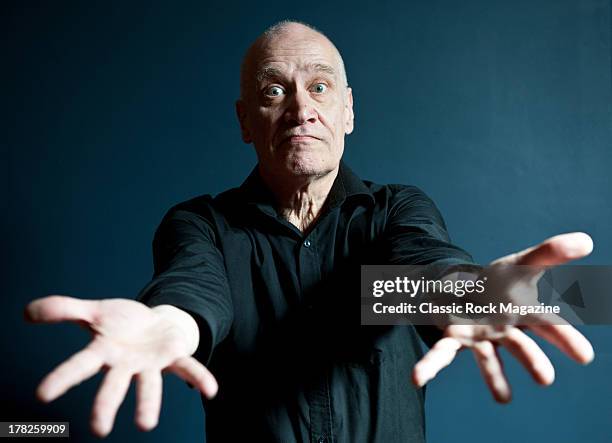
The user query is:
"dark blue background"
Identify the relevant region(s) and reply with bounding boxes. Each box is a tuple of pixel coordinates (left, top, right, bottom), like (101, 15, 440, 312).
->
(4, 1, 611, 441)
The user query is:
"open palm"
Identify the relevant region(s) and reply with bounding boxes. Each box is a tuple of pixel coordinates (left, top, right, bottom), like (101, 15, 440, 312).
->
(25, 297, 217, 437)
(412, 232, 595, 402)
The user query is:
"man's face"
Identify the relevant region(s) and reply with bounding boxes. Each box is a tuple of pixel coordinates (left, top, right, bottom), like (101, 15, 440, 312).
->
(237, 25, 354, 179)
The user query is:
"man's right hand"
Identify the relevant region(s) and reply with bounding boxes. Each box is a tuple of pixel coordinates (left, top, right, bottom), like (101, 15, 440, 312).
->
(24, 296, 218, 437)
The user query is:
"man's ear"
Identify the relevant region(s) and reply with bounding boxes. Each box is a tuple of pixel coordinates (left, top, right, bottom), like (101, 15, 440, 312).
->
(235, 99, 252, 144)
(344, 87, 354, 135)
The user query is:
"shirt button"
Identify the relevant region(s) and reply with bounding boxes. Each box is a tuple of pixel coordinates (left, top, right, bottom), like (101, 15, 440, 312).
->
(303, 239, 311, 248)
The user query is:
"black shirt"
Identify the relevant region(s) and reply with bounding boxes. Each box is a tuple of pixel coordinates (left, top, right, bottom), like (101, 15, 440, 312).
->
(137, 162, 474, 443)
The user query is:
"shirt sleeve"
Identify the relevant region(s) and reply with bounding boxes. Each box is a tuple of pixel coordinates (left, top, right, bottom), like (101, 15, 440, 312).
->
(136, 204, 233, 366)
(384, 184, 475, 266)
(384, 185, 478, 347)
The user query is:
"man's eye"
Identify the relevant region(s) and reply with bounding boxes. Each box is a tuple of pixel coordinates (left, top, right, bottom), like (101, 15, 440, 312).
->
(265, 86, 285, 97)
(312, 83, 327, 93)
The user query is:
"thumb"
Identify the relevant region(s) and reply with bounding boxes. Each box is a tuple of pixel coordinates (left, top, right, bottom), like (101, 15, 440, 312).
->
(25, 295, 99, 324)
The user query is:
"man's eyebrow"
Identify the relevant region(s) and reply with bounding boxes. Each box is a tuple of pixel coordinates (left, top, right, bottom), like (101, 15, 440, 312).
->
(255, 63, 337, 84)
(255, 67, 284, 84)
(307, 63, 336, 78)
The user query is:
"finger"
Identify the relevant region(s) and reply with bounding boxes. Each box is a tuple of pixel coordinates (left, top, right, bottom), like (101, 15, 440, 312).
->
(412, 337, 462, 387)
(499, 327, 555, 385)
(36, 345, 105, 402)
(529, 324, 594, 364)
(168, 356, 218, 399)
(135, 370, 163, 431)
(91, 368, 133, 438)
(472, 341, 512, 403)
(25, 295, 99, 324)
(491, 232, 593, 266)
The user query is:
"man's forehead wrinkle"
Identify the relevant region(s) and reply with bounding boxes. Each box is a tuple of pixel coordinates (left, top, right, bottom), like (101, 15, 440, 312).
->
(254, 62, 337, 85)
(258, 46, 334, 63)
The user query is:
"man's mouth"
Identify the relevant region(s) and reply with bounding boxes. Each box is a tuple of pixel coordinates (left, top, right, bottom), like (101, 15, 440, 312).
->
(281, 135, 320, 145)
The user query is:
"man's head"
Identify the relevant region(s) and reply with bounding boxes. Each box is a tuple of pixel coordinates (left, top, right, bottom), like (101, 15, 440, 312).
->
(236, 21, 354, 180)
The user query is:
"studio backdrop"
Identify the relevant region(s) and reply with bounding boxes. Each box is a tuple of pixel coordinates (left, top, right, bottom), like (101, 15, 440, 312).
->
(3, 1, 611, 442)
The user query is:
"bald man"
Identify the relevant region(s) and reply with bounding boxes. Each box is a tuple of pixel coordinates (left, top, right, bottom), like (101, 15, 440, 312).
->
(26, 21, 594, 442)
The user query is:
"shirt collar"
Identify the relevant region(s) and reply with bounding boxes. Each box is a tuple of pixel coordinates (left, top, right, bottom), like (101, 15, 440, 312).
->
(239, 161, 375, 213)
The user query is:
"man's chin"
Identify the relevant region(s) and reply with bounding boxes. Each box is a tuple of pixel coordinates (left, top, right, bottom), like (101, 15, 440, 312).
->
(285, 158, 338, 178)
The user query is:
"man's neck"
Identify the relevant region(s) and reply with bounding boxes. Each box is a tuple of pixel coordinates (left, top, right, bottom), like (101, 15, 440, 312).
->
(259, 166, 339, 233)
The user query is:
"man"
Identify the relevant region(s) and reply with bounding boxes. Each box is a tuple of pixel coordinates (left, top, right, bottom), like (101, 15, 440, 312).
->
(25, 21, 594, 442)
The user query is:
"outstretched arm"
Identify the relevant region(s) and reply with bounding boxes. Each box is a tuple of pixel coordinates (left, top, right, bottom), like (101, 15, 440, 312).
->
(25, 201, 233, 437)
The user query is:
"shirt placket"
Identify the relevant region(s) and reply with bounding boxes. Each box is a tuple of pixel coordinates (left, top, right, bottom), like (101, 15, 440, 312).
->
(298, 230, 334, 443)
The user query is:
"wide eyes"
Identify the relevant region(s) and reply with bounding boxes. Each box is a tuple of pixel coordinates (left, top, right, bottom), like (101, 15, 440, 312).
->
(263, 83, 328, 98)
(266, 86, 285, 97)
(311, 83, 327, 94)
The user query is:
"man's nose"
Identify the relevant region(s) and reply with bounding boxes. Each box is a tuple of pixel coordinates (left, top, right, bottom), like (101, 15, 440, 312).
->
(284, 88, 317, 125)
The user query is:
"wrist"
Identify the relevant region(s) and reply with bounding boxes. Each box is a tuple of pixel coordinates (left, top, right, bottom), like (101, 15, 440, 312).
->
(152, 304, 200, 356)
